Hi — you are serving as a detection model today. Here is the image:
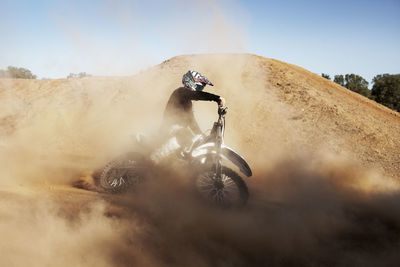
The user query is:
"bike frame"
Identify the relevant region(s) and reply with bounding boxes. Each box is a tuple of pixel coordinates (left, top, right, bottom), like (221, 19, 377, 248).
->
(189, 107, 252, 178)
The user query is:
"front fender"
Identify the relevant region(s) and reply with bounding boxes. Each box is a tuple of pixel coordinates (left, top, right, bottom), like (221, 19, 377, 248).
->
(191, 143, 252, 177)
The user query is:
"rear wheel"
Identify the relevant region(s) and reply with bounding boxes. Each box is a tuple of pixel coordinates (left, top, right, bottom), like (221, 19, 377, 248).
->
(99, 153, 145, 193)
(195, 166, 249, 206)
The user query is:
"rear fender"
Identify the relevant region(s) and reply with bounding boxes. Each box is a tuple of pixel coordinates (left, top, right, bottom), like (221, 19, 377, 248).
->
(191, 143, 252, 177)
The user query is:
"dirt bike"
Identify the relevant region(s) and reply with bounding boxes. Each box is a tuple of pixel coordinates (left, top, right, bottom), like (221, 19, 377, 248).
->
(97, 106, 252, 206)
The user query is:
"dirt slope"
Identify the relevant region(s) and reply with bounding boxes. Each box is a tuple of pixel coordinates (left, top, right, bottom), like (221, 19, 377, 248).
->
(0, 54, 400, 266)
(1, 54, 398, 178)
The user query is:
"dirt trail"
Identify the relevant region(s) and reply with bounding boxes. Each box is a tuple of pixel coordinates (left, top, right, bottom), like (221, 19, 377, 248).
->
(0, 54, 399, 266)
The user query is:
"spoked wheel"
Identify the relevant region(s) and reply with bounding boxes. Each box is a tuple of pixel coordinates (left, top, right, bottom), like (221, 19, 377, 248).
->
(99, 154, 145, 193)
(195, 166, 249, 206)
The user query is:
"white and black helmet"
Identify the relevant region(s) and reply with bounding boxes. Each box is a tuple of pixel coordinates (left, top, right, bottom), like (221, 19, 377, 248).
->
(182, 70, 214, 91)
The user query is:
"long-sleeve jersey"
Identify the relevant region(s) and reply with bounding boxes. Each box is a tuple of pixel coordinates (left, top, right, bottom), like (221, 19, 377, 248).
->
(162, 87, 220, 134)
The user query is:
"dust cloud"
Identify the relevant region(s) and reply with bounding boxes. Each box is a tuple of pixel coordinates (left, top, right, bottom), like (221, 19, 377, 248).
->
(106, 160, 400, 267)
(1, 54, 400, 266)
(0, 196, 123, 267)
(0, 2, 399, 264)
(2, 159, 400, 267)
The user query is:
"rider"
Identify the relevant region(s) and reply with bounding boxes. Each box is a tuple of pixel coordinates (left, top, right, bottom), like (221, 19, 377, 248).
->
(162, 70, 225, 135)
(152, 70, 225, 161)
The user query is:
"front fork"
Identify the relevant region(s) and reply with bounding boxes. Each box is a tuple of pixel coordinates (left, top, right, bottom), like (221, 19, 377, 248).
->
(215, 122, 223, 181)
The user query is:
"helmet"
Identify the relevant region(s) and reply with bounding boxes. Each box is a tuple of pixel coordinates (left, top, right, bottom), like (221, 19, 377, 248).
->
(182, 70, 214, 91)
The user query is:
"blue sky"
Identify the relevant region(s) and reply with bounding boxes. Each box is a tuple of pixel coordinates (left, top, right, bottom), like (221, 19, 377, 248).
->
(0, 0, 399, 84)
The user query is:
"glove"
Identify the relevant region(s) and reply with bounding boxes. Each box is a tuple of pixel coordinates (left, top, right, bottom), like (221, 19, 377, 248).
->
(218, 97, 226, 107)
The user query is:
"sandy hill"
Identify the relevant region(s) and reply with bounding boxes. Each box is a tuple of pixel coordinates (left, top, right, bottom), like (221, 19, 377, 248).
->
(1, 54, 399, 179)
(0, 54, 400, 266)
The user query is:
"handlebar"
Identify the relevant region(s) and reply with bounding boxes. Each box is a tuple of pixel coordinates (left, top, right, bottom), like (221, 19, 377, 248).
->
(218, 106, 228, 116)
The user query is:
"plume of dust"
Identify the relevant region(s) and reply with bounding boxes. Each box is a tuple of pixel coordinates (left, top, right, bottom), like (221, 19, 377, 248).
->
(1, 53, 400, 266)
(2, 0, 398, 265)
(0, 191, 155, 267)
(0, 73, 174, 266)
(55, 157, 400, 266)
(95, 55, 399, 266)
(0, 74, 174, 186)
(1, 156, 400, 266)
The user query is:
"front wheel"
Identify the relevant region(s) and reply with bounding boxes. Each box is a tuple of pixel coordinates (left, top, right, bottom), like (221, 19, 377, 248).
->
(195, 166, 249, 206)
(99, 153, 146, 193)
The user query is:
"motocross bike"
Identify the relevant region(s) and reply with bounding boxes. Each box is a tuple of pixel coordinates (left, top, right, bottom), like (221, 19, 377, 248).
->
(97, 106, 252, 206)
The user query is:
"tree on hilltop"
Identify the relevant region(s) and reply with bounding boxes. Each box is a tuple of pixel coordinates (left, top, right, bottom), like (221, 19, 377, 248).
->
(321, 73, 331, 80)
(0, 66, 37, 79)
(371, 74, 400, 112)
(344, 74, 370, 98)
(333, 74, 370, 98)
(333, 75, 345, 86)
